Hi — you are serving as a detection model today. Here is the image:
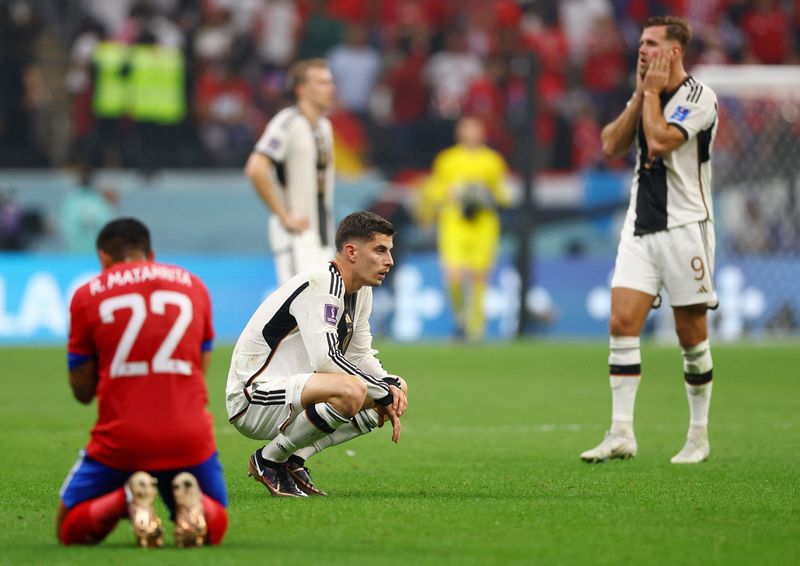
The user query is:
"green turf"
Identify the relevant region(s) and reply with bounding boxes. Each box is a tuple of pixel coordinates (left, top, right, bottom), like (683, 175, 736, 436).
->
(1, 342, 799, 565)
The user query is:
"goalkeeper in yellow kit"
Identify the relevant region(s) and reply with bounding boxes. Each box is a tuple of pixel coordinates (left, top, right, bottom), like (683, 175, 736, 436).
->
(422, 117, 511, 342)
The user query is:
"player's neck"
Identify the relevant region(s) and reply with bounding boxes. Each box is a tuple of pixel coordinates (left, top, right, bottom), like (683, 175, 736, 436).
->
(102, 251, 152, 270)
(331, 259, 363, 295)
(668, 63, 690, 92)
(297, 100, 322, 125)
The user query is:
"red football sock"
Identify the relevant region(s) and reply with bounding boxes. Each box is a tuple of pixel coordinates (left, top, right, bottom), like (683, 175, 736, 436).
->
(202, 495, 228, 545)
(59, 488, 127, 545)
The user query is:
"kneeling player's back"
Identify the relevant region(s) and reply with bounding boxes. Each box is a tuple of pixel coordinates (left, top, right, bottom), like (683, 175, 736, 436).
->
(69, 261, 216, 470)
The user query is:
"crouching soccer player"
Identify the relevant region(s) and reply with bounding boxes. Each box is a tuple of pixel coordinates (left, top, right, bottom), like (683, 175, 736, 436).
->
(57, 218, 228, 547)
(226, 211, 408, 497)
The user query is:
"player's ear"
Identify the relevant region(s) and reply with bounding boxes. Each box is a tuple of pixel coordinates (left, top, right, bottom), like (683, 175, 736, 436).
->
(344, 242, 358, 262)
(97, 249, 114, 269)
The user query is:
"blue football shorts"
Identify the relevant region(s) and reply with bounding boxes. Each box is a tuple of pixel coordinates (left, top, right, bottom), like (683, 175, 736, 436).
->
(59, 450, 228, 517)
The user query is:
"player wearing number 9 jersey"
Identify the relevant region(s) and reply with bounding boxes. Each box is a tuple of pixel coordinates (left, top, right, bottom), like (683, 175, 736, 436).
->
(580, 16, 719, 466)
(58, 218, 228, 548)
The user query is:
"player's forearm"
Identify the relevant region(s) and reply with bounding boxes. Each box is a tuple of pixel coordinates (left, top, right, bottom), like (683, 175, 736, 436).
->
(601, 92, 643, 159)
(69, 362, 98, 404)
(642, 90, 672, 157)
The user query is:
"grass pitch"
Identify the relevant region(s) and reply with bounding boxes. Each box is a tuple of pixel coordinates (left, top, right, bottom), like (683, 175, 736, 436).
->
(1, 341, 798, 565)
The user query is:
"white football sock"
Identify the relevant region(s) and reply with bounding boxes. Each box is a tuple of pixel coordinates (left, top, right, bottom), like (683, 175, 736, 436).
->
(682, 340, 713, 433)
(685, 382, 713, 431)
(608, 336, 641, 437)
(261, 403, 350, 463)
(293, 408, 380, 461)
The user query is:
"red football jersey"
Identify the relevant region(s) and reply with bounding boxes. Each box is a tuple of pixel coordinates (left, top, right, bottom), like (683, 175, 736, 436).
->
(68, 261, 216, 470)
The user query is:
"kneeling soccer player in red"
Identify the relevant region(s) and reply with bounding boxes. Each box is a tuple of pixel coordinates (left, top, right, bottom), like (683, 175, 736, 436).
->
(57, 218, 228, 547)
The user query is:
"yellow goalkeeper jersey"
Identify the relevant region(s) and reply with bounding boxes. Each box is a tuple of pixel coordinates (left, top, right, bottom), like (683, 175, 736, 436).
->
(423, 144, 511, 270)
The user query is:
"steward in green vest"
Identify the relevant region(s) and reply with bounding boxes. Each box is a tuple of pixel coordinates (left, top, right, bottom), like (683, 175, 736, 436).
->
(128, 42, 186, 125)
(92, 41, 129, 119)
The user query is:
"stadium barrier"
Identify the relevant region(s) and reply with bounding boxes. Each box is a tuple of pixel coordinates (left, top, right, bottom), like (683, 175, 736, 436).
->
(0, 251, 796, 344)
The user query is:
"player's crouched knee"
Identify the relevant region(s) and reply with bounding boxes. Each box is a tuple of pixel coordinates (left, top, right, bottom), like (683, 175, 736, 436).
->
(338, 376, 368, 416)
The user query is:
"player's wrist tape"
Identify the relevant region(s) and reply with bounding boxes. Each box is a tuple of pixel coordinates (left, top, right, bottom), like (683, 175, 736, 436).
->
(375, 391, 394, 406)
(382, 376, 402, 389)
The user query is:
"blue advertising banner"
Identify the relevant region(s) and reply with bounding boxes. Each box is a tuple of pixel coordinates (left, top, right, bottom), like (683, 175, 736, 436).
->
(0, 252, 797, 344)
(0, 254, 276, 344)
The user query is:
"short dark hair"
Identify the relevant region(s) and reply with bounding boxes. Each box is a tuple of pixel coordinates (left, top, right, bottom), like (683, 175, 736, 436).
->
(642, 16, 692, 50)
(335, 211, 395, 252)
(96, 218, 152, 261)
(287, 58, 328, 96)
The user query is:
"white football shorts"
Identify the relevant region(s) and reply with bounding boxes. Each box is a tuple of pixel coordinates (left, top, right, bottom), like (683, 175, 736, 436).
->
(231, 372, 312, 441)
(269, 218, 334, 285)
(611, 221, 718, 308)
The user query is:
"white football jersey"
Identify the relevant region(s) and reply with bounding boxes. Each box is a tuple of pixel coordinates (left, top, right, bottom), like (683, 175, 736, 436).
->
(623, 76, 718, 236)
(225, 262, 391, 421)
(254, 106, 336, 252)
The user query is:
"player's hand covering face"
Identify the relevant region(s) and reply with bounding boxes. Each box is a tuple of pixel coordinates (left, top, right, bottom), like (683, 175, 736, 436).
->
(638, 25, 675, 85)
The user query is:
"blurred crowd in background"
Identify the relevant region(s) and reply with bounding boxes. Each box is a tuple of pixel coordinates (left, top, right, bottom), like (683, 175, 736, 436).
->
(1, 0, 799, 176)
(2, 0, 800, 257)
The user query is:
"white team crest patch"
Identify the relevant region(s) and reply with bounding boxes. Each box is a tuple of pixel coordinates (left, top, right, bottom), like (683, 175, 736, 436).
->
(670, 106, 690, 122)
(324, 304, 339, 325)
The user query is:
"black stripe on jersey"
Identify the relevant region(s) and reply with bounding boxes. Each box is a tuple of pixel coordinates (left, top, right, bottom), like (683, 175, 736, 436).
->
(670, 122, 689, 140)
(634, 123, 669, 235)
(328, 263, 343, 297)
(337, 292, 356, 353)
(697, 114, 715, 164)
(261, 282, 310, 349)
(687, 82, 703, 104)
(318, 193, 329, 247)
(244, 282, 310, 395)
(325, 332, 390, 395)
(273, 160, 287, 188)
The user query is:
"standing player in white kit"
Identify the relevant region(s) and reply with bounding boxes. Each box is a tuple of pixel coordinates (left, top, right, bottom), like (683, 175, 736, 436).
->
(580, 16, 720, 465)
(245, 58, 336, 284)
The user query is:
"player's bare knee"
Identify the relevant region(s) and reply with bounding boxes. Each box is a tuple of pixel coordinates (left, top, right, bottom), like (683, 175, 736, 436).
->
(609, 313, 638, 337)
(675, 320, 707, 346)
(335, 376, 367, 416)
